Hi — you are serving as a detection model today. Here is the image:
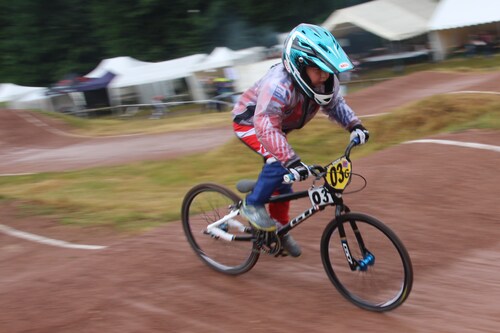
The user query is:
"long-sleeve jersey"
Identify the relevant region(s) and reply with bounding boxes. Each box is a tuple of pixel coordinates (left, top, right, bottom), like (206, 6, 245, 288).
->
(232, 63, 361, 165)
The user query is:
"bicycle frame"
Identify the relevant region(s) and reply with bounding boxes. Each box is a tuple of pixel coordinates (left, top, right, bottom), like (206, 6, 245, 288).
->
(206, 139, 359, 243)
(267, 187, 346, 236)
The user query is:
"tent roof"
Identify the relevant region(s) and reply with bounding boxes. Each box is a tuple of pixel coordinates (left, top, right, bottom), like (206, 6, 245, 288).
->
(47, 71, 116, 95)
(193, 47, 263, 72)
(193, 47, 240, 71)
(322, 0, 437, 41)
(75, 71, 116, 92)
(428, 0, 500, 31)
(14, 88, 49, 102)
(0, 83, 46, 102)
(109, 54, 207, 88)
(85, 56, 151, 78)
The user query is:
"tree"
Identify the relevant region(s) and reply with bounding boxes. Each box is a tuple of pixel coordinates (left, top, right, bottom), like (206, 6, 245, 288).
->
(0, 0, 372, 86)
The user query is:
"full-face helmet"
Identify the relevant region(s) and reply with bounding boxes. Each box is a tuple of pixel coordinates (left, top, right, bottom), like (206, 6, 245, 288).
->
(282, 23, 354, 105)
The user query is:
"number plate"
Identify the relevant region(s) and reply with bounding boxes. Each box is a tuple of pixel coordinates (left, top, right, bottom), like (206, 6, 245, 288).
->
(325, 157, 351, 191)
(308, 186, 335, 207)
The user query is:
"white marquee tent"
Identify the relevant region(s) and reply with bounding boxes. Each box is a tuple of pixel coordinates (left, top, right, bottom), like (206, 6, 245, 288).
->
(109, 54, 206, 88)
(0, 83, 46, 103)
(322, 0, 437, 41)
(232, 58, 281, 93)
(0, 83, 78, 112)
(193, 47, 238, 71)
(428, 0, 500, 60)
(108, 54, 208, 105)
(7, 88, 50, 110)
(1, 46, 269, 111)
(428, 0, 500, 30)
(193, 47, 265, 72)
(85, 56, 152, 78)
(107, 47, 266, 105)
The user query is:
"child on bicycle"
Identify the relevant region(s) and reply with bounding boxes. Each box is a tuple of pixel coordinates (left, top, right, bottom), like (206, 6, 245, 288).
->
(232, 23, 369, 257)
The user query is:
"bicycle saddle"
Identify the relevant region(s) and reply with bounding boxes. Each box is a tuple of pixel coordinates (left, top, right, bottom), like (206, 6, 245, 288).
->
(236, 179, 256, 193)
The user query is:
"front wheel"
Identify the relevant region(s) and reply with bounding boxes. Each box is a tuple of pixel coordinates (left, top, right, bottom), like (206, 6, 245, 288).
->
(181, 183, 259, 275)
(321, 212, 413, 312)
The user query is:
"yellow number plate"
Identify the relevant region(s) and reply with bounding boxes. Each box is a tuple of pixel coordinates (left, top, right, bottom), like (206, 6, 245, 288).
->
(325, 157, 351, 191)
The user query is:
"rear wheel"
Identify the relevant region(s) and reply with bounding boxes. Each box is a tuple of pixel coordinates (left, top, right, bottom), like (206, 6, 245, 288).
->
(321, 212, 413, 312)
(181, 183, 259, 275)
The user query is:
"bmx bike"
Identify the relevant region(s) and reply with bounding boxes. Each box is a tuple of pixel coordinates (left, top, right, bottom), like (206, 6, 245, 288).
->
(181, 138, 413, 312)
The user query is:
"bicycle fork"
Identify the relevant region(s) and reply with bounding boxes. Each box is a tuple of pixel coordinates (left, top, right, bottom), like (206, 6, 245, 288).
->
(336, 207, 375, 271)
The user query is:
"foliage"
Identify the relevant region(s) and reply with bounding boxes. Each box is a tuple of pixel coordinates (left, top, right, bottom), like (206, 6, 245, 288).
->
(0, 0, 368, 86)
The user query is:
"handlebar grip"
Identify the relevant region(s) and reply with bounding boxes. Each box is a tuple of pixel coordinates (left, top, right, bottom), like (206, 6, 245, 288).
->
(352, 137, 360, 145)
(283, 173, 295, 184)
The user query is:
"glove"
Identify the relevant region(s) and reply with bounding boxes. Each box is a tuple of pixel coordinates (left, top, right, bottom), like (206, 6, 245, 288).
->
(286, 159, 311, 181)
(350, 124, 370, 145)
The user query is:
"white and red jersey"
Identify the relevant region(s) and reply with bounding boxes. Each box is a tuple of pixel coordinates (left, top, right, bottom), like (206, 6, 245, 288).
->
(232, 63, 361, 165)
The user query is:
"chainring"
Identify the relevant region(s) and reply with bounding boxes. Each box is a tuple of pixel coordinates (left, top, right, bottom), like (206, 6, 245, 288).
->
(253, 230, 282, 255)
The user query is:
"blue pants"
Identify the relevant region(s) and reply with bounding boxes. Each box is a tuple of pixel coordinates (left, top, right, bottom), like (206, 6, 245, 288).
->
(246, 161, 292, 206)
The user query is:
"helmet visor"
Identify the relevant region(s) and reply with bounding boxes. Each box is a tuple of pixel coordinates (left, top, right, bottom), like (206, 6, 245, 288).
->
(310, 57, 335, 74)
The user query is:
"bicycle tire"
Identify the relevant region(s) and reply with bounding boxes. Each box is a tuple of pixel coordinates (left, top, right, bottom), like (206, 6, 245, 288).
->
(181, 183, 259, 275)
(321, 212, 413, 312)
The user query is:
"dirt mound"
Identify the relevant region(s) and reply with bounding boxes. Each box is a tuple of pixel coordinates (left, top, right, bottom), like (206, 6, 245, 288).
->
(0, 109, 233, 174)
(0, 109, 84, 151)
(347, 71, 500, 116)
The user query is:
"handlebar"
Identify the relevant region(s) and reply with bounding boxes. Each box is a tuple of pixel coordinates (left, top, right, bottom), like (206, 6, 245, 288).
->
(345, 137, 360, 159)
(283, 138, 360, 184)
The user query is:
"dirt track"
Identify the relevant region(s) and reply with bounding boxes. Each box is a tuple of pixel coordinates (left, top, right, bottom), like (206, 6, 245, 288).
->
(1, 71, 499, 332)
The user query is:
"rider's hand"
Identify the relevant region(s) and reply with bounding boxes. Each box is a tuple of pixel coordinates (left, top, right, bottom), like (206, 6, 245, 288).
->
(286, 160, 311, 181)
(350, 124, 370, 145)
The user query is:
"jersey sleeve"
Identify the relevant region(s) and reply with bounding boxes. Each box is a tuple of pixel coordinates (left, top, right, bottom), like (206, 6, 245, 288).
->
(320, 75, 360, 130)
(253, 80, 297, 164)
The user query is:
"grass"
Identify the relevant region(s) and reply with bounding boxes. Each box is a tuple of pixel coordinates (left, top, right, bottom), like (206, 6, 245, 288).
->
(344, 54, 500, 93)
(0, 93, 498, 233)
(39, 107, 232, 136)
(356, 53, 500, 79)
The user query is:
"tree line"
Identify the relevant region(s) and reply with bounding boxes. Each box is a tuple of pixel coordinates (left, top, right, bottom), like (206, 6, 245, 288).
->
(0, 0, 369, 86)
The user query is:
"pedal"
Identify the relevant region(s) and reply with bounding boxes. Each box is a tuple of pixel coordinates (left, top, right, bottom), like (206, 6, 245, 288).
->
(274, 249, 289, 257)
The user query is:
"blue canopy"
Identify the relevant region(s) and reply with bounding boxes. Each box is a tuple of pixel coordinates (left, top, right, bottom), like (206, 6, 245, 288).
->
(76, 71, 116, 92)
(48, 71, 116, 95)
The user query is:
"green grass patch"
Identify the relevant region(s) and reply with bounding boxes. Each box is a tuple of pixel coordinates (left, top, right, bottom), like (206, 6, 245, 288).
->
(344, 54, 500, 93)
(0, 93, 498, 233)
(354, 54, 500, 80)
(39, 108, 233, 136)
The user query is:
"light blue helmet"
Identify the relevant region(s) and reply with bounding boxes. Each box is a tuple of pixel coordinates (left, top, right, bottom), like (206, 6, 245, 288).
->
(282, 23, 354, 105)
